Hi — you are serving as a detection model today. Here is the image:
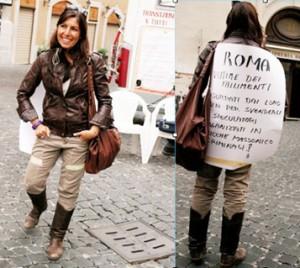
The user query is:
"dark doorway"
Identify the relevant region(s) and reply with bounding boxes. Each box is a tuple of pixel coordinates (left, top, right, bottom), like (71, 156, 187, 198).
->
(289, 66, 300, 117)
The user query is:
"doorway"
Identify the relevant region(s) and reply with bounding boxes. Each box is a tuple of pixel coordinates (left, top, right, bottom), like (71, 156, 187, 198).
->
(289, 64, 300, 118)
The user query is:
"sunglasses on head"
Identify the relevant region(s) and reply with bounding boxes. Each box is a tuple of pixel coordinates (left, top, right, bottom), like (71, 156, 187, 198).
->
(66, 4, 88, 17)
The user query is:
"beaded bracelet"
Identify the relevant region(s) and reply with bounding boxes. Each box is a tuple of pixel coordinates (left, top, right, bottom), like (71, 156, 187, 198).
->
(32, 120, 43, 130)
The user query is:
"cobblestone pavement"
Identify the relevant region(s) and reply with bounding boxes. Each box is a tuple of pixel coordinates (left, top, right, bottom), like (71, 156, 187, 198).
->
(176, 120, 300, 268)
(0, 64, 175, 268)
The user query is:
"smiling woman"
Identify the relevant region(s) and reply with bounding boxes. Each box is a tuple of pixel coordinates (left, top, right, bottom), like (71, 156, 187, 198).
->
(57, 17, 81, 50)
(16, 5, 113, 262)
(50, 6, 90, 63)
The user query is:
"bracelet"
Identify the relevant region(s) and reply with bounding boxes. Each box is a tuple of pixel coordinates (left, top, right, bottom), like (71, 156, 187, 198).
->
(32, 120, 43, 130)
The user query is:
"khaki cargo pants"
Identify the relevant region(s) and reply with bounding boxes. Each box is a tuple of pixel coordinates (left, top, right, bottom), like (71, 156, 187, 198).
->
(24, 134, 88, 210)
(192, 162, 251, 219)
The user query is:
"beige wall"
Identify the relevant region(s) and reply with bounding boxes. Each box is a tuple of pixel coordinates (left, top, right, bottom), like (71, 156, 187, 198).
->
(96, 1, 127, 53)
(40, 0, 128, 50)
(36, 3, 48, 46)
(101, 0, 128, 11)
(176, 0, 300, 75)
(1, 0, 128, 63)
(176, 1, 231, 74)
(2, 3, 13, 21)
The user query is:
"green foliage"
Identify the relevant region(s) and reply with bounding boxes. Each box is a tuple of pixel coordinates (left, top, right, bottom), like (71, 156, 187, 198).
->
(98, 48, 108, 57)
(37, 44, 48, 56)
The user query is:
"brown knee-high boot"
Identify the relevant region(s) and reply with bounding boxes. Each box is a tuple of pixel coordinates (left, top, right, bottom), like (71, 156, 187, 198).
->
(188, 208, 210, 262)
(220, 212, 246, 268)
(47, 202, 74, 261)
(24, 190, 48, 229)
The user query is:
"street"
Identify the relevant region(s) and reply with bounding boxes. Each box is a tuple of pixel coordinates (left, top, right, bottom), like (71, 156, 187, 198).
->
(176, 120, 300, 267)
(0, 64, 175, 268)
(1, 63, 300, 268)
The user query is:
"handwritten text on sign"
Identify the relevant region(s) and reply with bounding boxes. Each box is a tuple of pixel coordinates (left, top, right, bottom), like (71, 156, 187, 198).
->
(206, 43, 286, 170)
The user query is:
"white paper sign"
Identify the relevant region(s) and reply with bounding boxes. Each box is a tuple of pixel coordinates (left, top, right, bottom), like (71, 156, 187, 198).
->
(205, 43, 286, 170)
(19, 83, 44, 154)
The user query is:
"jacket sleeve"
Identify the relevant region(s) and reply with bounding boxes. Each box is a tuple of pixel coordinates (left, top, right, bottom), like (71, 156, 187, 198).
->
(188, 41, 217, 91)
(90, 53, 113, 128)
(16, 56, 42, 122)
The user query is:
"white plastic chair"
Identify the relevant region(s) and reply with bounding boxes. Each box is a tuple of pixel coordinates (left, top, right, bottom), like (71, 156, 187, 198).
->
(144, 96, 175, 163)
(19, 83, 44, 154)
(110, 90, 151, 163)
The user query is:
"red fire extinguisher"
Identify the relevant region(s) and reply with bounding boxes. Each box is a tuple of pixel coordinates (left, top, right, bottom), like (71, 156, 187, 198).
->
(115, 45, 130, 88)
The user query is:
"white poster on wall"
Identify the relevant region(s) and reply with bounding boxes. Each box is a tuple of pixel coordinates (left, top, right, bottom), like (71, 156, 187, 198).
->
(124, 0, 175, 94)
(135, 26, 175, 94)
(205, 43, 286, 170)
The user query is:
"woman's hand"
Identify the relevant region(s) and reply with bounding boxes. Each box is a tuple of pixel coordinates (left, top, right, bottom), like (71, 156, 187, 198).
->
(74, 126, 100, 141)
(35, 124, 50, 139)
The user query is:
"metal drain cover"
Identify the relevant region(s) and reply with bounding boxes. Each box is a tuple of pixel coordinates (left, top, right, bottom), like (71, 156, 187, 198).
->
(88, 221, 174, 263)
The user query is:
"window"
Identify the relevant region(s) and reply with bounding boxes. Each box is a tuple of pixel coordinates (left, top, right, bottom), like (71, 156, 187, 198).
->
(266, 8, 300, 47)
(159, 0, 176, 8)
(0, 0, 13, 5)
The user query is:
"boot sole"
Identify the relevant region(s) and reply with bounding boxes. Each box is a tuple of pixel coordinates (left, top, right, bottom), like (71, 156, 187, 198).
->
(47, 249, 64, 261)
(23, 224, 37, 230)
(191, 252, 206, 263)
(23, 217, 39, 229)
(220, 258, 245, 268)
(47, 255, 63, 261)
(191, 258, 205, 264)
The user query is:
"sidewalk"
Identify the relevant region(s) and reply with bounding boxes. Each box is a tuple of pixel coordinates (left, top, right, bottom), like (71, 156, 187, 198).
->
(0, 64, 175, 268)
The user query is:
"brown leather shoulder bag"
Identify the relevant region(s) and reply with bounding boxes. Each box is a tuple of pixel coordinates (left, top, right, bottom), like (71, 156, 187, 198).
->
(176, 43, 217, 171)
(85, 61, 121, 174)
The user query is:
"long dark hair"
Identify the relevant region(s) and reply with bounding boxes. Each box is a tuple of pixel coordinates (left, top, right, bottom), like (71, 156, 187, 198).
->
(50, 7, 89, 59)
(224, 2, 263, 46)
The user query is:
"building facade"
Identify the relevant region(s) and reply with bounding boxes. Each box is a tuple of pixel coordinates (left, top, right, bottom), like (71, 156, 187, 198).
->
(176, 0, 300, 118)
(0, 0, 128, 64)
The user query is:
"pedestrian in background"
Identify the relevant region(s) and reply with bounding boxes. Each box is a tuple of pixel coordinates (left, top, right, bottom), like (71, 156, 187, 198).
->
(187, 2, 264, 267)
(16, 5, 112, 260)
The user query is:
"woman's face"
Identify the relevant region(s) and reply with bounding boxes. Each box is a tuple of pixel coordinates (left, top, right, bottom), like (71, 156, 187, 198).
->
(57, 17, 80, 50)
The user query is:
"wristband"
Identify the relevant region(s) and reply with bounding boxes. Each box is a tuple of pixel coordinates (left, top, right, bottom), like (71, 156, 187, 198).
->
(32, 120, 43, 130)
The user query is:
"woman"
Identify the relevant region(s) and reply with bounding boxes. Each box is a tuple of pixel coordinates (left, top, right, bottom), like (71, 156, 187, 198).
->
(16, 6, 112, 261)
(187, 2, 264, 267)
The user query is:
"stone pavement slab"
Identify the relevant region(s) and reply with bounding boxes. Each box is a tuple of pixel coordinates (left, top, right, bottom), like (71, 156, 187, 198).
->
(89, 221, 174, 264)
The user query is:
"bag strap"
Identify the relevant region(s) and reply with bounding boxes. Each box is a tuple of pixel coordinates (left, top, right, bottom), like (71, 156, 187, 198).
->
(195, 42, 218, 96)
(202, 43, 218, 145)
(202, 45, 217, 101)
(87, 57, 97, 121)
(185, 42, 217, 118)
(180, 42, 217, 121)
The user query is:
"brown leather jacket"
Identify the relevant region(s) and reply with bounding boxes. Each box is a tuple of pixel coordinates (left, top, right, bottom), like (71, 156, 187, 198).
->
(16, 49, 112, 137)
(188, 41, 217, 92)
